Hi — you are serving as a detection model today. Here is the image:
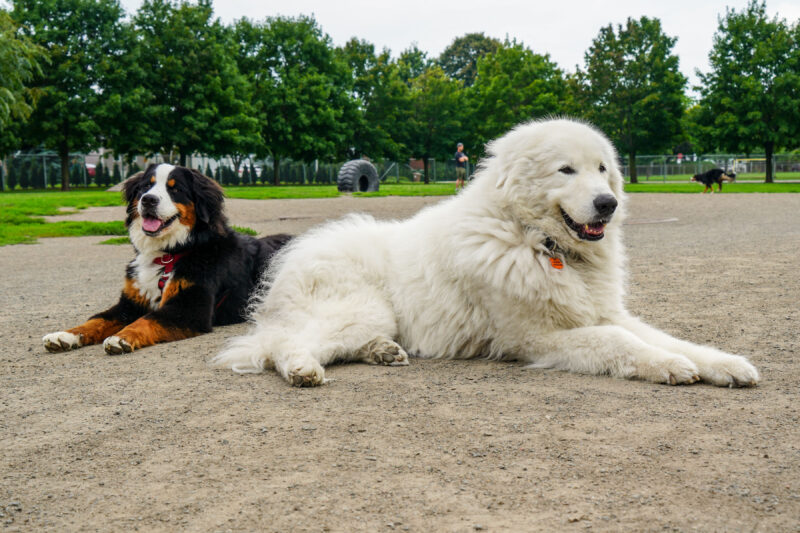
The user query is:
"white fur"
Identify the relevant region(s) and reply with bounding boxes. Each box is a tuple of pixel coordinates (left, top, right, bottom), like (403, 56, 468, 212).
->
(213, 119, 759, 388)
(42, 331, 82, 352)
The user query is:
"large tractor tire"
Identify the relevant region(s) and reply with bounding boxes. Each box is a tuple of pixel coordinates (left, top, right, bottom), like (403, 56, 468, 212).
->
(337, 160, 379, 192)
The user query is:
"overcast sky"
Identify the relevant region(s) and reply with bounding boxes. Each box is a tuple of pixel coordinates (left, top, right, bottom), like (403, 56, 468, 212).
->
(119, 0, 799, 93)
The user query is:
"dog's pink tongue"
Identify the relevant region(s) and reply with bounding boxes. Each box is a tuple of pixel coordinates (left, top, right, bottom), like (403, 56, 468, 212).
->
(142, 217, 163, 232)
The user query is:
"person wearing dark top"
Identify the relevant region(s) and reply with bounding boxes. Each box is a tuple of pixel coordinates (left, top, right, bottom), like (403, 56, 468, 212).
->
(454, 142, 468, 191)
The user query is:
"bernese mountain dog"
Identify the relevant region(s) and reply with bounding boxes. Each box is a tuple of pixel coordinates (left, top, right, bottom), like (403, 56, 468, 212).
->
(691, 168, 736, 193)
(43, 163, 291, 355)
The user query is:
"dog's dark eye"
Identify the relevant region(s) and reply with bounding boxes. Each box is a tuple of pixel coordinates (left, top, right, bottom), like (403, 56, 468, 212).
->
(599, 164, 607, 173)
(559, 166, 576, 175)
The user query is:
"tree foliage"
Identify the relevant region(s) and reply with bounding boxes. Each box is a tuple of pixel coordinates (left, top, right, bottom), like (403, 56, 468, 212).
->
(133, 0, 258, 166)
(4, 4, 797, 189)
(11, 0, 127, 190)
(0, 10, 45, 146)
(404, 66, 464, 183)
(438, 32, 500, 87)
(339, 38, 411, 159)
(696, 0, 800, 182)
(469, 40, 568, 153)
(234, 15, 355, 184)
(575, 16, 687, 182)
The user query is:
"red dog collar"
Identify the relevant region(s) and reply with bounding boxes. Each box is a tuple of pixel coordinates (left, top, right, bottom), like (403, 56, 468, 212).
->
(153, 253, 186, 290)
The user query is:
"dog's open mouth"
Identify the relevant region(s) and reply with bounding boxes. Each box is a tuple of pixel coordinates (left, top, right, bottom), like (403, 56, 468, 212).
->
(141, 214, 179, 236)
(561, 209, 607, 241)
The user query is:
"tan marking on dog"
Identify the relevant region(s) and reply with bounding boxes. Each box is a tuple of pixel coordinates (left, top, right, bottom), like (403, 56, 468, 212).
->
(67, 318, 124, 345)
(150, 176, 156, 184)
(160, 278, 194, 308)
(114, 318, 195, 350)
(177, 202, 196, 228)
(167, 178, 175, 187)
(124, 278, 151, 308)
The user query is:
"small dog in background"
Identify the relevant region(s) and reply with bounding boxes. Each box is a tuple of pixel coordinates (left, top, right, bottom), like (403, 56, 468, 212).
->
(691, 168, 736, 193)
(43, 164, 291, 355)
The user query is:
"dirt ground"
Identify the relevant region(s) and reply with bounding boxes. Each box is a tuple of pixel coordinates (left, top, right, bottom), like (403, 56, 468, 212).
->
(1, 193, 799, 532)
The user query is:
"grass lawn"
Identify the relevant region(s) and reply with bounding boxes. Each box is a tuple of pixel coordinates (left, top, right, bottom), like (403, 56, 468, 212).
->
(2, 181, 797, 246)
(625, 182, 800, 193)
(632, 172, 800, 182)
(0, 190, 126, 246)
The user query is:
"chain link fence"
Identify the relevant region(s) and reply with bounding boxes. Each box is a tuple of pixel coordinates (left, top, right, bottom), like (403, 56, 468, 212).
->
(621, 154, 800, 182)
(5, 149, 794, 190)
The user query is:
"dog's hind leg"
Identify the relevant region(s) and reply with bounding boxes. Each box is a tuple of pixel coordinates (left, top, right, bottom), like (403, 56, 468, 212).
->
(214, 289, 407, 386)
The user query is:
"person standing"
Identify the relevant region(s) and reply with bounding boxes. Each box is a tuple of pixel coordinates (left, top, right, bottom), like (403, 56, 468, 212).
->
(454, 142, 468, 191)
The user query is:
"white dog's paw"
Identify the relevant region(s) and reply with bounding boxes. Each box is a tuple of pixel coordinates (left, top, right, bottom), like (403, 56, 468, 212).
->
(697, 354, 759, 387)
(637, 353, 700, 385)
(103, 336, 133, 355)
(43, 332, 82, 352)
(357, 336, 410, 366)
(286, 358, 326, 387)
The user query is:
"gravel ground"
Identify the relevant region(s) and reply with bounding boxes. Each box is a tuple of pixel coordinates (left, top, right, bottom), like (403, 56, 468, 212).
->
(1, 193, 799, 532)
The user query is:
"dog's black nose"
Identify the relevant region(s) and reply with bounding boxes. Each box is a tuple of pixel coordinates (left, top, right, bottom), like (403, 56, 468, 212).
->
(593, 194, 618, 217)
(140, 194, 159, 208)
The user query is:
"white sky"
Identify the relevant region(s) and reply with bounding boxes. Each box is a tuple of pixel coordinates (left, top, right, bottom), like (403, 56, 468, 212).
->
(119, 0, 800, 94)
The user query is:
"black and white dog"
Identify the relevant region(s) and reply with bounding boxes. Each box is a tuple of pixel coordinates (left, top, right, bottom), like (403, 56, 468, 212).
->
(691, 168, 736, 193)
(43, 164, 291, 355)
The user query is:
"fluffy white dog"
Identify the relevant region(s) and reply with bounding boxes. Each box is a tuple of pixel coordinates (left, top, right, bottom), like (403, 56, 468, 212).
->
(213, 119, 759, 388)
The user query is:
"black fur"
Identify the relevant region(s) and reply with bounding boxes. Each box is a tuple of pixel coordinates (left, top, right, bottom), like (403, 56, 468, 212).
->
(691, 168, 736, 189)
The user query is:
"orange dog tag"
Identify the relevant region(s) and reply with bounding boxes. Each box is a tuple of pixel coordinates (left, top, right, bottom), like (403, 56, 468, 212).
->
(549, 257, 564, 269)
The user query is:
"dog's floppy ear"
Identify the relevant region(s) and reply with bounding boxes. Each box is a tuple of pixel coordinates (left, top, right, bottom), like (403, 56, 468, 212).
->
(188, 168, 226, 233)
(122, 170, 147, 204)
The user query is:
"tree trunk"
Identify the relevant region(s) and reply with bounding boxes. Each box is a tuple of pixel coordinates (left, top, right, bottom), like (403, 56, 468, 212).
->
(423, 156, 430, 185)
(179, 150, 187, 167)
(232, 155, 242, 176)
(628, 152, 638, 184)
(59, 143, 70, 191)
(765, 141, 774, 183)
(273, 156, 280, 186)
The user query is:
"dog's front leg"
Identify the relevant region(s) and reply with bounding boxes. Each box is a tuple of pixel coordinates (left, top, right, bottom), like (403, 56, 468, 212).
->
(103, 280, 213, 355)
(43, 294, 147, 352)
(616, 315, 759, 387)
(525, 325, 700, 385)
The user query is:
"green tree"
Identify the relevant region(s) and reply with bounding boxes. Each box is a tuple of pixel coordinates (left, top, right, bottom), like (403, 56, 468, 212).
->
(133, 0, 258, 166)
(438, 32, 500, 87)
(112, 162, 122, 185)
(234, 15, 354, 185)
(95, 161, 105, 187)
(69, 161, 82, 187)
(397, 44, 431, 84)
(0, 10, 46, 166)
(404, 66, 464, 184)
(575, 16, 687, 182)
(338, 38, 411, 159)
(469, 40, 568, 153)
(6, 161, 17, 189)
(249, 161, 257, 183)
(12, 0, 126, 190)
(204, 162, 213, 179)
(19, 159, 30, 189)
(696, 1, 800, 182)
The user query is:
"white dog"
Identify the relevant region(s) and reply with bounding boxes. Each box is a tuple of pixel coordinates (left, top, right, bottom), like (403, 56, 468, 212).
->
(213, 119, 759, 388)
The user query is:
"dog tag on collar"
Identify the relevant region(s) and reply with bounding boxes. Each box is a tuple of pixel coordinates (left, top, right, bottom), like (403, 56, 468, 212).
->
(549, 256, 564, 270)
